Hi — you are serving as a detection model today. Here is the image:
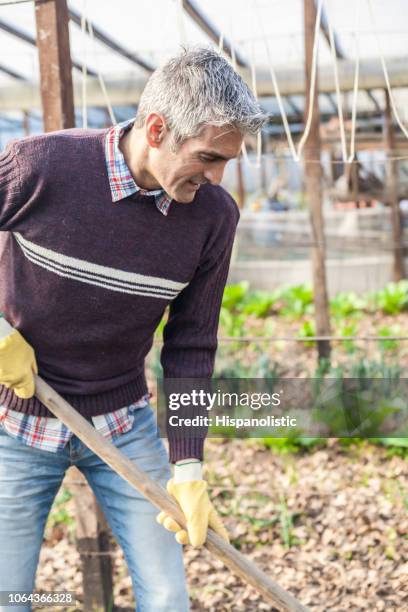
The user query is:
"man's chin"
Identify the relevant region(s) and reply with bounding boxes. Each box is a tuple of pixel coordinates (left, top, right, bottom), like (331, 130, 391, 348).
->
(174, 191, 197, 204)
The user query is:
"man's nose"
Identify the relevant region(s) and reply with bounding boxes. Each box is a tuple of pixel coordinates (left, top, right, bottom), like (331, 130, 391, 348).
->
(203, 162, 226, 185)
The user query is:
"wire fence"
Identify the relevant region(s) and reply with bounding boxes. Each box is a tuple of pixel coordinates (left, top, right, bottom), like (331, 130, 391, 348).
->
(151, 335, 408, 345)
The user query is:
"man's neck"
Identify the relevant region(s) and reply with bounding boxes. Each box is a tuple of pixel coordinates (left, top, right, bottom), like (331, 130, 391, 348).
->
(119, 127, 162, 191)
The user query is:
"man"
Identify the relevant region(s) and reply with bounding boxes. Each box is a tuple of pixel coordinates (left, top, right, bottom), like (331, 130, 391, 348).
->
(0, 48, 265, 611)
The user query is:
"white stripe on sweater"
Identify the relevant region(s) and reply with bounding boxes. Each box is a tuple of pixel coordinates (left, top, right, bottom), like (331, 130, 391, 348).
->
(14, 232, 188, 299)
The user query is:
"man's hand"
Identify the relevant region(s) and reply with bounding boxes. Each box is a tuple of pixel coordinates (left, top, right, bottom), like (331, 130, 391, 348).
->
(0, 324, 37, 399)
(157, 478, 229, 548)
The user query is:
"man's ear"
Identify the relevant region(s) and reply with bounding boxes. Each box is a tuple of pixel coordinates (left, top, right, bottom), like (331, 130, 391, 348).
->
(145, 113, 167, 148)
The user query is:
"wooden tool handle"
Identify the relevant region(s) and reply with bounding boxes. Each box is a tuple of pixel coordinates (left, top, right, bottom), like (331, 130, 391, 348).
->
(34, 375, 308, 612)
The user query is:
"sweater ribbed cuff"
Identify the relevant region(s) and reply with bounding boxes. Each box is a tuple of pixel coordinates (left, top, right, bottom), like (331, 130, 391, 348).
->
(0, 374, 148, 417)
(168, 437, 205, 464)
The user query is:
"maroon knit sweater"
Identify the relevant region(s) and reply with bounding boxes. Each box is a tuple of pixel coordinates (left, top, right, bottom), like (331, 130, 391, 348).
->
(0, 129, 239, 461)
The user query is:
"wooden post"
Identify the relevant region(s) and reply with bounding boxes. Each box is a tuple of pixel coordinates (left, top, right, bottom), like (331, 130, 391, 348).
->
(66, 469, 114, 612)
(384, 89, 405, 280)
(34, 0, 75, 131)
(303, 0, 331, 360)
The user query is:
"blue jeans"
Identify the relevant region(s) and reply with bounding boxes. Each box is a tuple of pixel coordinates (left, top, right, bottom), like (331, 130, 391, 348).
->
(0, 405, 189, 612)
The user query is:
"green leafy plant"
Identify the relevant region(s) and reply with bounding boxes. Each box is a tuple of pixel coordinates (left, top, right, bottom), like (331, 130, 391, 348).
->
(330, 291, 366, 319)
(219, 308, 247, 337)
(261, 435, 325, 454)
(374, 280, 408, 315)
(377, 325, 401, 352)
(215, 352, 279, 379)
(297, 319, 316, 347)
(371, 437, 408, 459)
(154, 310, 168, 338)
(149, 347, 163, 378)
(337, 321, 358, 354)
(47, 488, 75, 531)
(348, 358, 402, 380)
(238, 290, 279, 317)
(279, 494, 300, 548)
(222, 281, 249, 311)
(311, 359, 404, 437)
(315, 357, 332, 377)
(277, 284, 314, 318)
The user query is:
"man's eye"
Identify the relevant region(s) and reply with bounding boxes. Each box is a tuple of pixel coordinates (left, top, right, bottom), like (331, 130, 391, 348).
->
(200, 156, 215, 162)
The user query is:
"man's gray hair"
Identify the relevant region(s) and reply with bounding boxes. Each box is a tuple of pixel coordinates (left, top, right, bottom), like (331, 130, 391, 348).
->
(134, 47, 268, 146)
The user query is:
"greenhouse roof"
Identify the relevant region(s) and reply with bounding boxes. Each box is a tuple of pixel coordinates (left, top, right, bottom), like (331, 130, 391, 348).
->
(0, 0, 407, 127)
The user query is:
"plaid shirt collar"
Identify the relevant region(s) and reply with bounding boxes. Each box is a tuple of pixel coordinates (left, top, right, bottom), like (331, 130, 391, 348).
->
(105, 119, 172, 216)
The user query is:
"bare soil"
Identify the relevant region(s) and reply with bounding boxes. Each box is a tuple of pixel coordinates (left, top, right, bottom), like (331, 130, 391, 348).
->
(35, 438, 407, 611)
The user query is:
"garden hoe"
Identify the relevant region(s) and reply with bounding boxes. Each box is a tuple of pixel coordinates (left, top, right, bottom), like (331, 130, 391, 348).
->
(34, 375, 308, 612)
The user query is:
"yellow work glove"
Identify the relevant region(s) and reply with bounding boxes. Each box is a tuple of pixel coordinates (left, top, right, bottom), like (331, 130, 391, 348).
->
(0, 329, 38, 399)
(157, 479, 229, 548)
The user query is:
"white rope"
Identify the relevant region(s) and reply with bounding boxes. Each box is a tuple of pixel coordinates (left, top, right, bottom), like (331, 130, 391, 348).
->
(325, 1, 347, 162)
(367, 0, 408, 141)
(348, 0, 361, 162)
(249, 19, 262, 168)
(241, 139, 262, 171)
(255, 0, 298, 161)
(254, 0, 325, 162)
(228, 11, 259, 169)
(241, 141, 256, 168)
(296, 0, 324, 159)
(218, 30, 224, 53)
(81, 0, 88, 129)
(86, 19, 116, 125)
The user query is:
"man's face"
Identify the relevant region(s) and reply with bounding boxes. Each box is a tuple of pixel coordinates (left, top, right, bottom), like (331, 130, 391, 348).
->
(147, 119, 244, 203)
